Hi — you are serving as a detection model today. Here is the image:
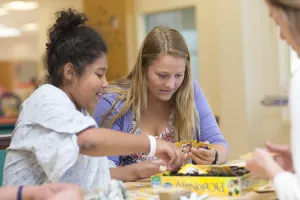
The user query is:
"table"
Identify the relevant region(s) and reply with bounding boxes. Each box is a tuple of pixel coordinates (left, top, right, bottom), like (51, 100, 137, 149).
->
(125, 180, 277, 200)
(84, 180, 277, 200)
(88, 179, 277, 200)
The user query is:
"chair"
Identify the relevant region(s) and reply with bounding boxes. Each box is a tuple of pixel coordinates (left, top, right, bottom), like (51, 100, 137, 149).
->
(0, 150, 7, 186)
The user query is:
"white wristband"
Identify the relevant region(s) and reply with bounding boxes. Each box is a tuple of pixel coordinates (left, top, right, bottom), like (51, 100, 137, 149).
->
(147, 135, 156, 157)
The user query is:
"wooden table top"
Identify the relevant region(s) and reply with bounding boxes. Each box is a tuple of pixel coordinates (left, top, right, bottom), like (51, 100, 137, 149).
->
(125, 179, 277, 200)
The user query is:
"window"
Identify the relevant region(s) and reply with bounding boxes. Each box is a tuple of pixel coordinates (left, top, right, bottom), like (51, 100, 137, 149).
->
(145, 7, 199, 81)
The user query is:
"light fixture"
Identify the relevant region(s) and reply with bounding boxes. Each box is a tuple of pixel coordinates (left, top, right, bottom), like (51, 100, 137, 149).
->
(0, 24, 21, 37)
(0, 8, 8, 16)
(3, 1, 38, 11)
(22, 22, 38, 31)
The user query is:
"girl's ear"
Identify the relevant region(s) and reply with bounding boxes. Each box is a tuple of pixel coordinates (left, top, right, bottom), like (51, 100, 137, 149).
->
(64, 63, 76, 82)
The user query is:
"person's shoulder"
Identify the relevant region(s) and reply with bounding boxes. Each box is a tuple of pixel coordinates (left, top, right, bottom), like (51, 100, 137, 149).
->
(97, 92, 127, 114)
(18, 85, 96, 132)
(192, 80, 207, 107)
(192, 79, 202, 94)
(100, 84, 127, 106)
(101, 92, 122, 103)
(21, 84, 74, 114)
(28, 84, 68, 101)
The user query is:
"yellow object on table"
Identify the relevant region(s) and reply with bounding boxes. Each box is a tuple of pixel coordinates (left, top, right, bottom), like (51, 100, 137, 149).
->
(151, 160, 269, 197)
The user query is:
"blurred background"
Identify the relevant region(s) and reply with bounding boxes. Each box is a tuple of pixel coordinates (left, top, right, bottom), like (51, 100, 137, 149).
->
(0, 0, 296, 160)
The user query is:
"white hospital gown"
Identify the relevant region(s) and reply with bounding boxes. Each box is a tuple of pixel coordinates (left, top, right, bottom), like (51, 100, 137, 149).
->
(3, 84, 111, 189)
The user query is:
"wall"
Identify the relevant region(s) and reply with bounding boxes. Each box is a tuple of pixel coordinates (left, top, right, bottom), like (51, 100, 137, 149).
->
(0, 36, 38, 61)
(134, 0, 291, 159)
(0, 62, 15, 92)
(37, 0, 83, 79)
(214, 0, 249, 157)
(83, 0, 134, 81)
(241, 0, 290, 151)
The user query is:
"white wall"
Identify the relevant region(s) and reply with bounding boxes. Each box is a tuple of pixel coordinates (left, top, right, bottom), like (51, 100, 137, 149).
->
(0, 36, 38, 61)
(214, 0, 249, 157)
(241, 0, 290, 151)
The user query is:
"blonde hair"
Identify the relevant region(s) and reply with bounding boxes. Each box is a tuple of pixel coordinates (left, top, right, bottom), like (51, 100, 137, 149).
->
(100, 26, 200, 142)
(266, 0, 300, 44)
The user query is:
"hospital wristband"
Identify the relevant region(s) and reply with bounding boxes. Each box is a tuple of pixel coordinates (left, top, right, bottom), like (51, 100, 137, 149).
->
(147, 135, 156, 157)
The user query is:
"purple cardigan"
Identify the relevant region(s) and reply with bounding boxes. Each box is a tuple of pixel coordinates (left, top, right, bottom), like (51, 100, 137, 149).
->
(93, 80, 229, 166)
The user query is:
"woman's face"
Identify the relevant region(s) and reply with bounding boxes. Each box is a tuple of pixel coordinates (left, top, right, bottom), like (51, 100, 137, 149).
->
(146, 54, 186, 102)
(268, 4, 300, 56)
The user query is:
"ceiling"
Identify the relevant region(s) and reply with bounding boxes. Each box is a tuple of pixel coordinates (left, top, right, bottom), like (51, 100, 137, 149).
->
(0, 0, 38, 38)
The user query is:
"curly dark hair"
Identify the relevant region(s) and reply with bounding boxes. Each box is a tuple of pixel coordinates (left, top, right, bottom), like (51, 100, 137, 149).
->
(45, 8, 108, 87)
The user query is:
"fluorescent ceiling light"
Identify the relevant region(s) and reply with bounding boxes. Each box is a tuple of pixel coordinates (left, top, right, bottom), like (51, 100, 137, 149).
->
(22, 22, 38, 31)
(0, 8, 8, 16)
(0, 24, 21, 37)
(3, 1, 38, 11)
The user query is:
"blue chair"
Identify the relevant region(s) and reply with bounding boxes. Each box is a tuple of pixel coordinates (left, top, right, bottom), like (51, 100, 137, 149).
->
(0, 150, 7, 186)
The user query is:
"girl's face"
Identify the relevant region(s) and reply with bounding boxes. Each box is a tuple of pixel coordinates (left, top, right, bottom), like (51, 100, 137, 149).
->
(68, 55, 109, 110)
(146, 54, 186, 102)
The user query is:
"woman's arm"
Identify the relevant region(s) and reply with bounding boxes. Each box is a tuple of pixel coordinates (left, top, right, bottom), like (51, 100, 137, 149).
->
(246, 148, 300, 200)
(211, 144, 228, 164)
(189, 144, 227, 165)
(0, 186, 32, 200)
(0, 184, 83, 200)
(110, 159, 168, 182)
(193, 80, 229, 164)
(110, 165, 139, 182)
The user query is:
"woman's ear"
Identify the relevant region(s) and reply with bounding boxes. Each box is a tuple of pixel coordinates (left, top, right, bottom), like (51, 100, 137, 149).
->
(64, 63, 76, 82)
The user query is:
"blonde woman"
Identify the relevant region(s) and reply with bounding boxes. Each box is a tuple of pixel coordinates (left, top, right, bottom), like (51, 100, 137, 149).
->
(246, 0, 300, 199)
(93, 26, 229, 181)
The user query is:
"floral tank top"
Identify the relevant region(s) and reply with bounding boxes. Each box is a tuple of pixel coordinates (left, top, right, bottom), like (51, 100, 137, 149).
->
(119, 110, 175, 166)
